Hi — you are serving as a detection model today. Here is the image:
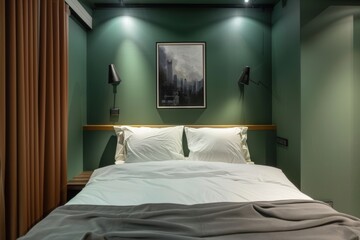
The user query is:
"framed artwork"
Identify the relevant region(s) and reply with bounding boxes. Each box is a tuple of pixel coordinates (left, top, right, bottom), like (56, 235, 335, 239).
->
(156, 42, 206, 109)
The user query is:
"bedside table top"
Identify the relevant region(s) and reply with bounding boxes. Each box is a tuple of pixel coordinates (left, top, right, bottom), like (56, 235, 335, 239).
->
(67, 171, 93, 187)
(67, 171, 93, 201)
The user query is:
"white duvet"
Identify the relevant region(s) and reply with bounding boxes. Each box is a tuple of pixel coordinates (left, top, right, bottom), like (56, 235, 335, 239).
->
(67, 160, 311, 206)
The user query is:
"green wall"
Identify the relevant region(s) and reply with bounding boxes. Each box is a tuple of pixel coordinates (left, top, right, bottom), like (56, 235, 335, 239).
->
(68, 16, 88, 180)
(271, 0, 301, 187)
(82, 6, 276, 170)
(301, 6, 360, 217)
(87, 8, 273, 125)
(270, 0, 360, 216)
(354, 13, 360, 218)
(300, 0, 360, 27)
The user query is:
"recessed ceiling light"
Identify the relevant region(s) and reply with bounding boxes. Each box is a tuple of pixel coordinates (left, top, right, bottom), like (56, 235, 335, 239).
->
(244, 0, 250, 3)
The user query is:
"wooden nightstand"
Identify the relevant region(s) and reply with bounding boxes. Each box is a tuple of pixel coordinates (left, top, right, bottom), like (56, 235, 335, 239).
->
(67, 171, 93, 201)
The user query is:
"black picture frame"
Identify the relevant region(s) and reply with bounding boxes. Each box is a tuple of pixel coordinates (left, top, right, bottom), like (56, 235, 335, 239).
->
(156, 42, 206, 109)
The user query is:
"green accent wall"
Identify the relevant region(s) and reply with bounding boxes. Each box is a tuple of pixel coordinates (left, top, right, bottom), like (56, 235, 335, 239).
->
(271, 0, 360, 216)
(271, 0, 301, 187)
(354, 13, 360, 218)
(68, 16, 88, 180)
(87, 8, 273, 125)
(83, 6, 276, 171)
(301, 6, 360, 217)
(300, 0, 360, 27)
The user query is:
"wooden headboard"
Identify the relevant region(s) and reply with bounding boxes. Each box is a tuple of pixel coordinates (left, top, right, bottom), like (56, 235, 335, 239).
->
(82, 124, 276, 170)
(83, 124, 276, 131)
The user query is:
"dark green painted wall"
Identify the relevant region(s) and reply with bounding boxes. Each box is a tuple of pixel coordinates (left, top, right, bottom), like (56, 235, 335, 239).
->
(271, 0, 360, 217)
(271, 0, 301, 187)
(301, 5, 360, 217)
(82, 7, 276, 171)
(87, 8, 273, 125)
(68, 16, 88, 180)
(300, 0, 360, 27)
(353, 14, 360, 218)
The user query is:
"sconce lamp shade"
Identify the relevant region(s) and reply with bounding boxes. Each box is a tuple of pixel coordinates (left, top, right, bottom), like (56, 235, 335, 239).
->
(108, 64, 122, 85)
(238, 66, 250, 85)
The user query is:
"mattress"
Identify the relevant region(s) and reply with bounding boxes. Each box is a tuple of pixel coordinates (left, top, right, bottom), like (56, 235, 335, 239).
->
(67, 160, 312, 206)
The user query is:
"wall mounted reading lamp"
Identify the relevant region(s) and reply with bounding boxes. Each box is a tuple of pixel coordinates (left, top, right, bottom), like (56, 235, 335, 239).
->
(238, 66, 250, 85)
(108, 64, 122, 116)
(238, 66, 269, 89)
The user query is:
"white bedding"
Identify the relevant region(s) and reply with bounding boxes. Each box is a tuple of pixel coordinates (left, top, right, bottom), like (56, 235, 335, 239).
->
(67, 160, 311, 206)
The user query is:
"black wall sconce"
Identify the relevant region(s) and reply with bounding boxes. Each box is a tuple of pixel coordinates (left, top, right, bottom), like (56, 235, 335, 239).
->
(238, 66, 269, 89)
(108, 64, 122, 116)
(238, 66, 250, 85)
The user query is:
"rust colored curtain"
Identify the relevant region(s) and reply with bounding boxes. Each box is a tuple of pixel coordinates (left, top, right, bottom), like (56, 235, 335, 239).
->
(1, 0, 69, 239)
(0, 0, 6, 239)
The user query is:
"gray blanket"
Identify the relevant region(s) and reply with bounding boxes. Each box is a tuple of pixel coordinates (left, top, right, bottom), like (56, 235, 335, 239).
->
(19, 200, 360, 240)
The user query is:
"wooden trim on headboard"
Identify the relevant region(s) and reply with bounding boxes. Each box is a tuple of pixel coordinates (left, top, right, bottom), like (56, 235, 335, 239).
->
(83, 124, 276, 131)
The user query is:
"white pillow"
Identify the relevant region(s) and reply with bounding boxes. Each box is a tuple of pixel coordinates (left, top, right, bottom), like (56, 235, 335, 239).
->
(184, 127, 251, 164)
(114, 126, 185, 163)
(114, 126, 125, 164)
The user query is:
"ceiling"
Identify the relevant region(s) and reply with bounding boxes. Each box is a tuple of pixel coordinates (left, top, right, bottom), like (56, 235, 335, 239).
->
(81, 0, 281, 9)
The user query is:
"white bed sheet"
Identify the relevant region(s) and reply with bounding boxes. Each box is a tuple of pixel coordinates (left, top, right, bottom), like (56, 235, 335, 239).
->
(67, 160, 312, 206)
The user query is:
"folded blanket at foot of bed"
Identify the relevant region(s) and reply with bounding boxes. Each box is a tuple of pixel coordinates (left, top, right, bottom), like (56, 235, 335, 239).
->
(19, 200, 360, 240)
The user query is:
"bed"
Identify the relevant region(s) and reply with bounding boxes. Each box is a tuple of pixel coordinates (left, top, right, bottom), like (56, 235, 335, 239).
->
(19, 125, 360, 239)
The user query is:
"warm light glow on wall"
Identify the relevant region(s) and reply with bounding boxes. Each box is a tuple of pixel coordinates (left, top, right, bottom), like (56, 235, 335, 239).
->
(122, 16, 133, 29)
(230, 16, 245, 28)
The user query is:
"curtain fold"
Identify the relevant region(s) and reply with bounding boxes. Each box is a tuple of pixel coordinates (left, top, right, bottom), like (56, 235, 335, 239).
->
(2, 0, 68, 239)
(0, 0, 6, 239)
(39, 0, 68, 212)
